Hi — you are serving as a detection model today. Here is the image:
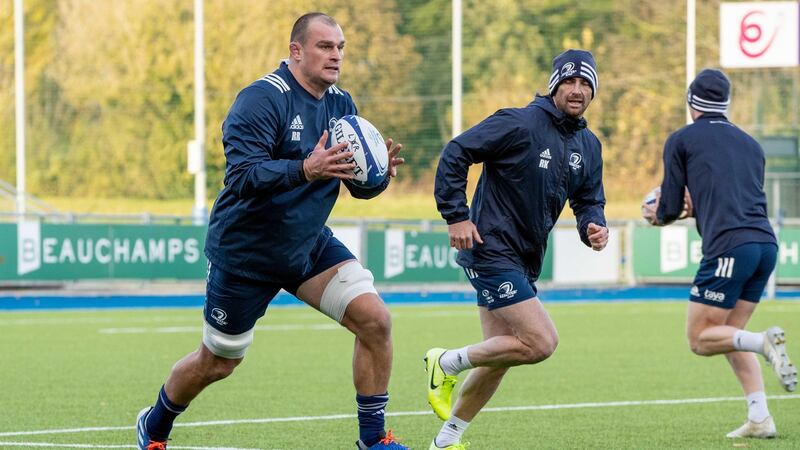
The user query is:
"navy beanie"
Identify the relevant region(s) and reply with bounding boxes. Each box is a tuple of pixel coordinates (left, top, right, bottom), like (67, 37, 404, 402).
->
(548, 49, 598, 98)
(687, 69, 730, 113)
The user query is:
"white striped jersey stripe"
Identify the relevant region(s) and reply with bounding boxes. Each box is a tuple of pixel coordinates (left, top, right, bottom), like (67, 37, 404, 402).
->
(260, 73, 290, 93)
(715, 257, 735, 278)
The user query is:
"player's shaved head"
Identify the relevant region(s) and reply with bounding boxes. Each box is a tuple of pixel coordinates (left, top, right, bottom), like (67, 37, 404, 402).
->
(291, 12, 338, 45)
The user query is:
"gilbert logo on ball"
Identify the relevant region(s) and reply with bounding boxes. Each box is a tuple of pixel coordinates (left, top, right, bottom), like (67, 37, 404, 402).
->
(333, 115, 389, 188)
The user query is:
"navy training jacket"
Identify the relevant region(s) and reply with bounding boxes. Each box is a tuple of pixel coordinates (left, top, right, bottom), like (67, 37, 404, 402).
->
(435, 95, 606, 279)
(205, 62, 389, 282)
(656, 113, 775, 259)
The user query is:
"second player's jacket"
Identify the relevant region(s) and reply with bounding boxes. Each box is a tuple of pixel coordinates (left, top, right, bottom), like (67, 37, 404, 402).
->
(435, 95, 606, 279)
(656, 113, 776, 259)
(205, 61, 388, 282)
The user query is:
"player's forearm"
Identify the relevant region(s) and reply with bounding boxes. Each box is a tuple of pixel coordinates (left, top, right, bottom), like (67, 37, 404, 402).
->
(226, 159, 305, 197)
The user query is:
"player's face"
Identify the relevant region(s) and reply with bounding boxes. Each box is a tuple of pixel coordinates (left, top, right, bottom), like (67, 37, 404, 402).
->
(296, 20, 345, 90)
(553, 77, 593, 118)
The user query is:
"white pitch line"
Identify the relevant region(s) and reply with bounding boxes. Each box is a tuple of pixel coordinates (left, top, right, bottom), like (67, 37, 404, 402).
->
(0, 444, 260, 450)
(98, 324, 340, 334)
(2, 394, 798, 439)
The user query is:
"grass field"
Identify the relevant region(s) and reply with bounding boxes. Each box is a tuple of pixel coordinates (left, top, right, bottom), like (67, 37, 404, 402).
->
(1, 299, 798, 449)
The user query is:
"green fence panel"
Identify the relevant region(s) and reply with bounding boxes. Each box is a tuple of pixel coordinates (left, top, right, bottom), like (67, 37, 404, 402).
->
(633, 224, 800, 282)
(0, 222, 207, 280)
(366, 229, 552, 283)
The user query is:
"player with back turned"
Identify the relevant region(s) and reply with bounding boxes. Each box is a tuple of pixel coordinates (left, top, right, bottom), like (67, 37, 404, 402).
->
(643, 68, 797, 439)
(135, 12, 408, 450)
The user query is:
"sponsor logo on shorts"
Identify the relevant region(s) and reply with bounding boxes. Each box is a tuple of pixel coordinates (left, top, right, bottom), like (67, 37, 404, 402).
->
(498, 281, 518, 299)
(703, 289, 726, 302)
(481, 289, 495, 304)
(210, 308, 228, 326)
(690, 285, 700, 297)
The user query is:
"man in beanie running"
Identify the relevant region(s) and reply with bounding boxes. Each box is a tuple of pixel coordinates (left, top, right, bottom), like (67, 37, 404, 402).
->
(423, 49, 608, 449)
(643, 68, 797, 438)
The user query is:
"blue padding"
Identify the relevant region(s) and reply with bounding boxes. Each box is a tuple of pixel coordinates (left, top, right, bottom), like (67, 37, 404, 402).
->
(0, 286, 798, 311)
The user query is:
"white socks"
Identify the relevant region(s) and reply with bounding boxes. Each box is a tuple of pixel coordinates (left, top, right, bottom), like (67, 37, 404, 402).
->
(434, 415, 470, 447)
(746, 391, 770, 423)
(733, 330, 765, 354)
(439, 346, 474, 375)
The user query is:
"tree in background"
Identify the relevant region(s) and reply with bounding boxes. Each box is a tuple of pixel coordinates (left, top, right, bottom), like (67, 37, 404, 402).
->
(0, 0, 797, 207)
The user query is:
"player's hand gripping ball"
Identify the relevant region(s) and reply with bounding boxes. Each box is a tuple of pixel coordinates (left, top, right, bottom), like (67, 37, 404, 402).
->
(641, 186, 693, 225)
(332, 115, 389, 189)
(641, 187, 661, 225)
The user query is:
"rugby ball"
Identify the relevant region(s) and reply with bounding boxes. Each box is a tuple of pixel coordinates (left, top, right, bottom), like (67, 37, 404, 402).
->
(332, 115, 389, 189)
(641, 186, 660, 224)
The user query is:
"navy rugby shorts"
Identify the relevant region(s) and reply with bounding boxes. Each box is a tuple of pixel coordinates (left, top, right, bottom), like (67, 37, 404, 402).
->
(463, 267, 538, 310)
(204, 236, 355, 335)
(689, 242, 777, 309)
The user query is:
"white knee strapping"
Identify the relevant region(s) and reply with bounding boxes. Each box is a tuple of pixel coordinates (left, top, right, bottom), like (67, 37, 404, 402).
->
(202, 321, 254, 359)
(320, 261, 378, 323)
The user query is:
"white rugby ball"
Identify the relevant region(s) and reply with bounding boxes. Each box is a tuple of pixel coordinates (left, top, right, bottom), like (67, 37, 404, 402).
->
(641, 186, 660, 224)
(332, 115, 389, 189)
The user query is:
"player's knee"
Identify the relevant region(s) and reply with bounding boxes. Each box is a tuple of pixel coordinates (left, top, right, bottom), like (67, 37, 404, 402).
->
(204, 352, 242, 382)
(521, 329, 559, 363)
(320, 261, 379, 324)
(354, 306, 392, 341)
(687, 338, 711, 356)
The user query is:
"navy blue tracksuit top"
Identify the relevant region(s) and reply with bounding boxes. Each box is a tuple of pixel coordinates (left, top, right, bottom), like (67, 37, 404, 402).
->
(435, 95, 607, 279)
(205, 62, 388, 282)
(656, 113, 776, 259)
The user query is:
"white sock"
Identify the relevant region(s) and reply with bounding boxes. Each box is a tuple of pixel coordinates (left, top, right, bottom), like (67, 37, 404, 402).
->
(733, 330, 765, 354)
(439, 346, 473, 375)
(434, 415, 470, 447)
(746, 391, 770, 423)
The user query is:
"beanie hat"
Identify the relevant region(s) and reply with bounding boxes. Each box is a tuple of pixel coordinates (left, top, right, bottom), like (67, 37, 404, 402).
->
(687, 69, 730, 113)
(548, 49, 598, 98)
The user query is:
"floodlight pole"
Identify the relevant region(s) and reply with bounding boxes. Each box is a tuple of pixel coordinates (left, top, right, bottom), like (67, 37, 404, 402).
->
(452, 0, 462, 137)
(686, 0, 696, 125)
(192, 0, 208, 225)
(14, 0, 26, 216)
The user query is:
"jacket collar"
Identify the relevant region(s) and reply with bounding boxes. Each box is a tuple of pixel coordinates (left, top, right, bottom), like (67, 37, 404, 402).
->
(532, 95, 587, 134)
(696, 112, 729, 121)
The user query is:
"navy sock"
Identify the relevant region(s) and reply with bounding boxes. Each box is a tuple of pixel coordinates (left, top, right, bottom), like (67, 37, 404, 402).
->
(356, 392, 389, 446)
(144, 386, 187, 441)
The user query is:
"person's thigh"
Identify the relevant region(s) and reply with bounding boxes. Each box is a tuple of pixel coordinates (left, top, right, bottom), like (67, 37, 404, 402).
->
(489, 297, 557, 346)
(725, 299, 758, 329)
(292, 236, 382, 325)
(204, 263, 282, 335)
(686, 300, 731, 341)
(477, 306, 514, 339)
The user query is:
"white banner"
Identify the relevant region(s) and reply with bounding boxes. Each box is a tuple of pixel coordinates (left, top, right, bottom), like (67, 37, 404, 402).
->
(720, 2, 799, 68)
(552, 227, 620, 284)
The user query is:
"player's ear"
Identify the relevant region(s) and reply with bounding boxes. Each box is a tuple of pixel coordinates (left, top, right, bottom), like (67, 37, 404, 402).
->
(289, 41, 302, 60)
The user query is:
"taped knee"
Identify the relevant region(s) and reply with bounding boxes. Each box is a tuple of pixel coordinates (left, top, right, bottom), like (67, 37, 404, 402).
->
(202, 321, 254, 359)
(320, 261, 378, 323)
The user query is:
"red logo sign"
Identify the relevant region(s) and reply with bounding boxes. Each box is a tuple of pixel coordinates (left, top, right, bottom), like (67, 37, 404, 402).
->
(739, 10, 780, 58)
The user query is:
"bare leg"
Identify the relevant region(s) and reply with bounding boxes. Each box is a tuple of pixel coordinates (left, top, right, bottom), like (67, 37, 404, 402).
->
(686, 300, 764, 395)
(164, 344, 242, 406)
(296, 261, 392, 395)
(724, 301, 764, 395)
(465, 298, 559, 367)
(451, 298, 558, 422)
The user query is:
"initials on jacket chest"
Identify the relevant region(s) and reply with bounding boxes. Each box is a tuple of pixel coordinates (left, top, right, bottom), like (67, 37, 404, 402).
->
(523, 140, 587, 196)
